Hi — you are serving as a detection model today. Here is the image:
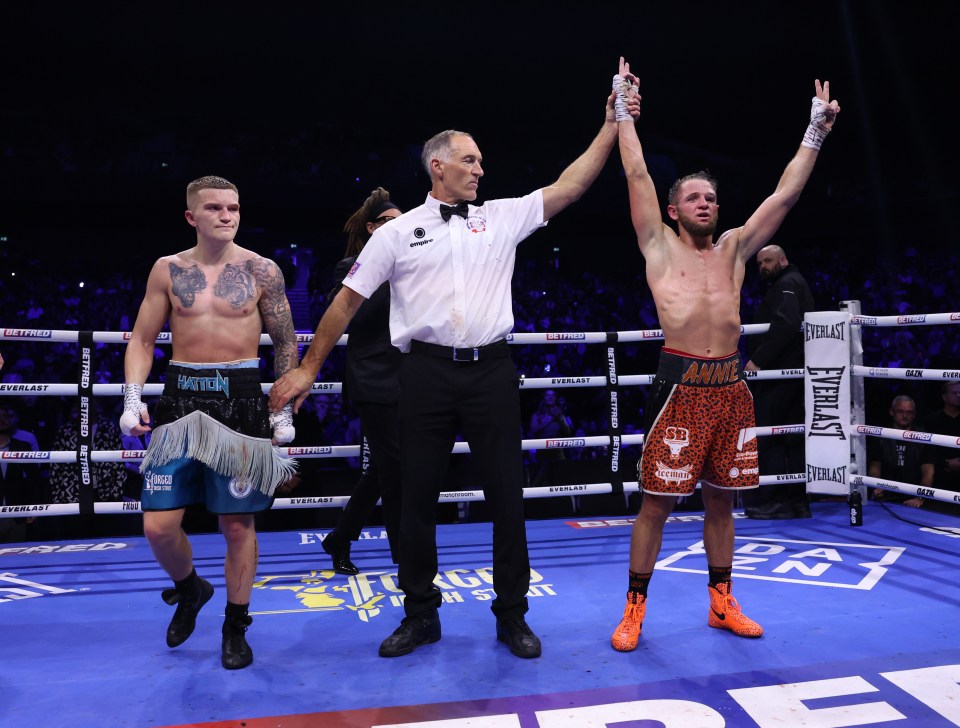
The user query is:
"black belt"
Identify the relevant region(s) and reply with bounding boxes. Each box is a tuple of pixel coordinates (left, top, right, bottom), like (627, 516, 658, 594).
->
(410, 339, 509, 362)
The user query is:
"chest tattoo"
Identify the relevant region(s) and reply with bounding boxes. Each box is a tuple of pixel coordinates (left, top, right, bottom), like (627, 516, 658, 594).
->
(215, 262, 257, 308)
(170, 263, 207, 307)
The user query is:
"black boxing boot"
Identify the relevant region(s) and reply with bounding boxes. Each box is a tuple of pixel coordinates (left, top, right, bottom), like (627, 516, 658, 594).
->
(162, 568, 214, 648)
(221, 602, 254, 670)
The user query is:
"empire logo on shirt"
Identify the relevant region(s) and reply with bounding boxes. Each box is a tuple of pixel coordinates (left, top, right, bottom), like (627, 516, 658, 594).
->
(466, 214, 487, 233)
(346, 261, 361, 278)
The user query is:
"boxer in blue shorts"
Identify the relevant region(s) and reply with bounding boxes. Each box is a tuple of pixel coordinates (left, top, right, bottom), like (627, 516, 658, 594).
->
(140, 360, 289, 514)
(122, 175, 299, 670)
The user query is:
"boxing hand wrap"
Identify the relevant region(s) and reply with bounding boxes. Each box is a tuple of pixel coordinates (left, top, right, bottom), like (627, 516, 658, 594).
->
(269, 403, 295, 445)
(801, 96, 832, 151)
(120, 383, 147, 436)
(612, 74, 637, 122)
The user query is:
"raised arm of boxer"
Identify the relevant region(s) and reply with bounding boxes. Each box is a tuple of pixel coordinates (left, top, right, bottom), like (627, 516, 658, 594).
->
(735, 80, 840, 264)
(615, 57, 670, 261)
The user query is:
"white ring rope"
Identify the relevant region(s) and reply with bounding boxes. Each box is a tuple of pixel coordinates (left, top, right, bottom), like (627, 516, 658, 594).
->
(2, 310, 958, 518)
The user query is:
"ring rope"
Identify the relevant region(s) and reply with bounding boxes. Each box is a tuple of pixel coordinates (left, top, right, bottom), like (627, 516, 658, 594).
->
(2, 309, 958, 519)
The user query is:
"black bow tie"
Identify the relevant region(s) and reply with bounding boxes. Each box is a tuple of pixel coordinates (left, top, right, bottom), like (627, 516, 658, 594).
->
(439, 201, 469, 221)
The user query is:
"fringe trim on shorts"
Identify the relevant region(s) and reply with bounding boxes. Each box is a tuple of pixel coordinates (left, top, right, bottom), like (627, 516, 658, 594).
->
(140, 410, 297, 496)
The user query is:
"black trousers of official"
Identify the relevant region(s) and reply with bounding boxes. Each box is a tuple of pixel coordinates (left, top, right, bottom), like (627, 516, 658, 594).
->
(325, 400, 402, 562)
(397, 351, 530, 620)
(747, 379, 807, 507)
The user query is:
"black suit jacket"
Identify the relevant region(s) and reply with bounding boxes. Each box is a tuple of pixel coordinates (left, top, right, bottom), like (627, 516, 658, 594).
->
(749, 263, 815, 370)
(333, 256, 402, 404)
(1, 437, 44, 508)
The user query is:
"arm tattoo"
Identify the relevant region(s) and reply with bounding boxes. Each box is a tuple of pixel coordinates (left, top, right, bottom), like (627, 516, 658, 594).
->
(251, 258, 298, 375)
(215, 263, 257, 308)
(170, 263, 207, 307)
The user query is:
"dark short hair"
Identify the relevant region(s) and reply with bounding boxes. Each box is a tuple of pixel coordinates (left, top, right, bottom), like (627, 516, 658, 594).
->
(667, 171, 718, 206)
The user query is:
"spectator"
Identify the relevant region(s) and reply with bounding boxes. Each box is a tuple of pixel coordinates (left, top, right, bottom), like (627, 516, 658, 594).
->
(867, 395, 930, 507)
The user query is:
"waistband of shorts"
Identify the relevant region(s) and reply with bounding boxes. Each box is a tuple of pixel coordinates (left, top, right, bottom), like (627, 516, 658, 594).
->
(657, 348, 743, 387)
(163, 363, 263, 398)
(409, 339, 509, 362)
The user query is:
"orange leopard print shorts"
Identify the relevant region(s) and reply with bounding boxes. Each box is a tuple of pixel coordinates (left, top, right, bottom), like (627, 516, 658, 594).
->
(639, 348, 759, 495)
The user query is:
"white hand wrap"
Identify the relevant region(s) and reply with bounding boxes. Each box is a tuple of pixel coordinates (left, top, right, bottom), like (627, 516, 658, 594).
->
(612, 74, 637, 122)
(801, 96, 831, 151)
(120, 383, 147, 436)
(270, 403, 296, 445)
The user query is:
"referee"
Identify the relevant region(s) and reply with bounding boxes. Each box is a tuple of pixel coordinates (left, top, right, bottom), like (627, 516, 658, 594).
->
(270, 83, 634, 659)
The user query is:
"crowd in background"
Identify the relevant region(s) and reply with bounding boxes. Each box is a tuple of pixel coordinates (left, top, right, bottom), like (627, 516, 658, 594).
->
(1, 235, 958, 535)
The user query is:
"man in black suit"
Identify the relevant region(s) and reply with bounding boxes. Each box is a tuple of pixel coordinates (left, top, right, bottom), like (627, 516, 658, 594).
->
(744, 245, 815, 519)
(0, 404, 45, 543)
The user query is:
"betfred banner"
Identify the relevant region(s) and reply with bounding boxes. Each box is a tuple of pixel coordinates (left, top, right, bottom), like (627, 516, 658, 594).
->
(803, 311, 851, 495)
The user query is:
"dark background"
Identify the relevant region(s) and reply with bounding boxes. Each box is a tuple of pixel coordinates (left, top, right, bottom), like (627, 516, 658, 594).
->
(2, 1, 957, 277)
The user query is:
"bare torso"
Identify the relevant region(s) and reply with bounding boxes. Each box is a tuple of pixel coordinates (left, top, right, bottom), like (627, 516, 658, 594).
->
(162, 247, 267, 363)
(645, 227, 745, 357)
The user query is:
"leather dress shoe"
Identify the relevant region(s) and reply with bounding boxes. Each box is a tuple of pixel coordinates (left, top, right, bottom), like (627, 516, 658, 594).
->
(744, 501, 801, 520)
(322, 536, 359, 575)
(163, 576, 214, 648)
(379, 610, 441, 657)
(496, 616, 542, 658)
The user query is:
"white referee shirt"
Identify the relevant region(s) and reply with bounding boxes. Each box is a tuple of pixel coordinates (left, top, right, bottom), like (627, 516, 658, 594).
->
(342, 190, 546, 352)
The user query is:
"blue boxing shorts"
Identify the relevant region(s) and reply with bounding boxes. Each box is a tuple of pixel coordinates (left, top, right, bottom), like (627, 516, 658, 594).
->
(140, 359, 297, 514)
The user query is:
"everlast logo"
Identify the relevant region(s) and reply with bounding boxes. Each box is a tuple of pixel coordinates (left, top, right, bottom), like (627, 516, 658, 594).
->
(804, 322, 846, 341)
(807, 464, 847, 484)
(0, 384, 49, 392)
(681, 360, 740, 386)
(311, 382, 338, 391)
(807, 367, 846, 439)
(551, 377, 589, 385)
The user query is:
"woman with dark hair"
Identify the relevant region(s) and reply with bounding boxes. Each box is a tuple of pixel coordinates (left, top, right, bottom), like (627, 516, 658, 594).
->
(320, 187, 403, 574)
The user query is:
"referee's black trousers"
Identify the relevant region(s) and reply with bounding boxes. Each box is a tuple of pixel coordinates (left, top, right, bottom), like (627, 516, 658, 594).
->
(397, 349, 531, 620)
